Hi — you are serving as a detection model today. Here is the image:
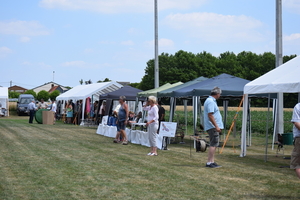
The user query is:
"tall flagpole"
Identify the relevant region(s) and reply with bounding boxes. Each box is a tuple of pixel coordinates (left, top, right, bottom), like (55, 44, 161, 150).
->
(276, 0, 283, 137)
(154, 0, 159, 88)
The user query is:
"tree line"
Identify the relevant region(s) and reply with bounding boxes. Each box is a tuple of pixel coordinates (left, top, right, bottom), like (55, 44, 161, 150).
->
(129, 50, 296, 108)
(9, 90, 60, 102)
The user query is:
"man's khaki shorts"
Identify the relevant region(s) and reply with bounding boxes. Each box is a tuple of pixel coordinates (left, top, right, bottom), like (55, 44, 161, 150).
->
(207, 128, 219, 147)
(291, 138, 300, 169)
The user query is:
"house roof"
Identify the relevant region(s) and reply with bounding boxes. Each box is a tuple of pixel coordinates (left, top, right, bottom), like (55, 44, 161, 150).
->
(48, 86, 59, 93)
(32, 81, 68, 90)
(8, 85, 28, 91)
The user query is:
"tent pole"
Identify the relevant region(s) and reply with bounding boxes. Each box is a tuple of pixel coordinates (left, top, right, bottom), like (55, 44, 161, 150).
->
(265, 94, 271, 162)
(223, 100, 228, 141)
(184, 99, 188, 136)
(192, 96, 197, 135)
(248, 99, 252, 146)
(134, 97, 139, 114)
(81, 99, 86, 126)
(272, 99, 278, 150)
(240, 94, 248, 157)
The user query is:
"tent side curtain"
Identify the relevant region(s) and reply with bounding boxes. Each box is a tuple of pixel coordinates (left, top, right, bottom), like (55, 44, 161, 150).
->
(244, 56, 300, 94)
(56, 82, 123, 101)
(0, 87, 9, 99)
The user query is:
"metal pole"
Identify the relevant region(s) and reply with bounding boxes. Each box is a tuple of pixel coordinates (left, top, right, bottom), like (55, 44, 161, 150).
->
(154, 0, 159, 88)
(265, 94, 271, 162)
(276, 0, 284, 139)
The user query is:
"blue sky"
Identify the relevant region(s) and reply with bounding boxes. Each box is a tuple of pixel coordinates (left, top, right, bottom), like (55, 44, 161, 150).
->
(0, 0, 299, 89)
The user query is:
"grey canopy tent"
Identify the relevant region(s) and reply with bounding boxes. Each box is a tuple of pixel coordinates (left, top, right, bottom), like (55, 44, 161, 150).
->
(99, 85, 144, 116)
(165, 73, 253, 135)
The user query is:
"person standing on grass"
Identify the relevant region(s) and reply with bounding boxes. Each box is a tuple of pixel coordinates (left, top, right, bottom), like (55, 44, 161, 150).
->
(144, 96, 159, 156)
(27, 100, 37, 124)
(290, 102, 300, 178)
(114, 96, 129, 145)
(51, 99, 57, 124)
(204, 87, 223, 168)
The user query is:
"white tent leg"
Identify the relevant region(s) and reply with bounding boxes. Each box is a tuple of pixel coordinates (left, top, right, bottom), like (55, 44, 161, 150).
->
(81, 99, 86, 126)
(240, 94, 248, 157)
(265, 94, 271, 162)
(276, 92, 284, 138)
(272, 99, 278, 150)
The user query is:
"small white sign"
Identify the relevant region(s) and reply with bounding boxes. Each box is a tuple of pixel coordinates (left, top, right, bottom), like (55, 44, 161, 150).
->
(102, 115, 108, 125)
(159, 122, 177, 137)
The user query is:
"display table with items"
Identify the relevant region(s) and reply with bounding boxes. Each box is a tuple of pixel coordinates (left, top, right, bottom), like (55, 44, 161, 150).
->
(96, 116, 177, 150)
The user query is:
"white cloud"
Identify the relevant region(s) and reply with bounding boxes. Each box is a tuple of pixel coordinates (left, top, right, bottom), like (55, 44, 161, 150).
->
(0, 20, 50, 36)
(283, 33, 300, 55)
(0, 46, 12, 58)
(83, 48, 94, 53)
(121, 40, 134, 46)
(39, 0, 208, 13)
(145, 38, 175, 49)
(61, 60, 104, 69)
(283, 0, 300, 14)
(20, 36, 31, 43)
(37, 62, 52, 69)
(283, 33, 300, 41)
(163, 12, 264, 43)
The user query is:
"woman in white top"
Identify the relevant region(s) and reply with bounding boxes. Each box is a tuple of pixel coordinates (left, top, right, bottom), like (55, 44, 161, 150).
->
(143, 96, 159, 156)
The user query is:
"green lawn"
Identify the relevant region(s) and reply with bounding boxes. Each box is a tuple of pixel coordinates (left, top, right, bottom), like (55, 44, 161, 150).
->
(0, 116, 299, 200)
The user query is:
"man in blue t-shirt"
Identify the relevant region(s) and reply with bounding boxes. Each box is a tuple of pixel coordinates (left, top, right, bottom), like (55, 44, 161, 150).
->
(204, 87, 224, 168)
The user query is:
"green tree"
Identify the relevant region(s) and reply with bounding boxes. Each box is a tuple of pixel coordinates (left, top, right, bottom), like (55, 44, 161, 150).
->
(37, 90, 50, 101)
(49, 90, 60, 101)
(79, 79, 83, 85)
(129, 82, 140, 88)
(97, 78, 111, 83)
(9, 91, 20, 98)
(24, 89, 37, 99)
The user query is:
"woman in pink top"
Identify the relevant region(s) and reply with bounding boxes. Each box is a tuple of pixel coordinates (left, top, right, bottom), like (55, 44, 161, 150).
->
(143, 96, 159, 156)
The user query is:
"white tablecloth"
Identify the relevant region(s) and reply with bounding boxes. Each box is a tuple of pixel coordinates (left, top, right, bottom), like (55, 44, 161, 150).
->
(96, 124, 163, 149)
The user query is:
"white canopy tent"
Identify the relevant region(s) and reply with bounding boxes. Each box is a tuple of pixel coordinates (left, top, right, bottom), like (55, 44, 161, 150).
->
(241, 56, 300, 157)
(0, 87, 9, 116)
(56, 82, 123, 124)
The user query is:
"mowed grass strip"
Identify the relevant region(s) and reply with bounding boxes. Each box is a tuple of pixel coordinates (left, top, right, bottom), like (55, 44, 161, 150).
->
(0, 117, 300, 200)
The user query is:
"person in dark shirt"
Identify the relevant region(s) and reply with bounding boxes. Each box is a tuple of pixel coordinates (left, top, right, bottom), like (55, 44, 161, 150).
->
(157, 101, 165, 133)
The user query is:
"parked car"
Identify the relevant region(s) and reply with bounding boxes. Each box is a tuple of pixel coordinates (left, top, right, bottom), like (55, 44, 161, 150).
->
(17, 94, 35, 116)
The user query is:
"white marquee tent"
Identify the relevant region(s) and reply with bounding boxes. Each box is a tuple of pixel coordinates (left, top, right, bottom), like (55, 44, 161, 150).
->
(241, 56, 300, 157)
(0, 87, 9, 116)
(56, 82, 123, 124)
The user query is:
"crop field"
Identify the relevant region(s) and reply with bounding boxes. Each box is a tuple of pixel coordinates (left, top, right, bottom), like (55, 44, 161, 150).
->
(0, 113, 299, 200)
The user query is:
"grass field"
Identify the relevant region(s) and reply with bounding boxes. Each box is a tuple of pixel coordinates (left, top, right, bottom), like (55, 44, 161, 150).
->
(0, 114, 299, 200)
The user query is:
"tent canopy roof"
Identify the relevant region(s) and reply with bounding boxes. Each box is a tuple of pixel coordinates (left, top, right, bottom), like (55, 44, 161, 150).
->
(244, 56, 300, 94)
(56, 82, 123, 101)
(157, 76, 207, 97)
(173, 73, 250, 97)
(0, 87, 8, 99)
(99, 85, 143, 101)
(137, 82, 183, 97)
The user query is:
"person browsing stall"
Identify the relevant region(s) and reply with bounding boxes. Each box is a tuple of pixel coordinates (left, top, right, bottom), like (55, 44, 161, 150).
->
(143, 96, 159, 156)
(27, 100, 37, 123)
(204, 87, 223, 168)
(114, 96, 129, 145)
